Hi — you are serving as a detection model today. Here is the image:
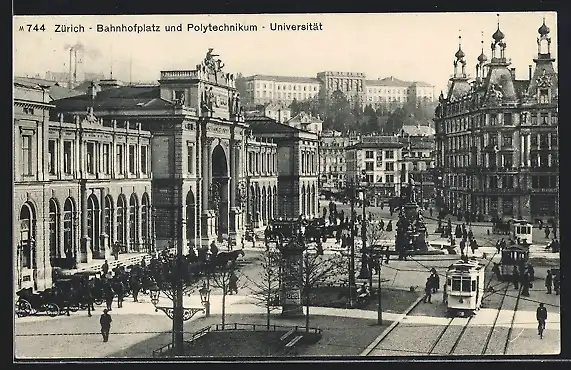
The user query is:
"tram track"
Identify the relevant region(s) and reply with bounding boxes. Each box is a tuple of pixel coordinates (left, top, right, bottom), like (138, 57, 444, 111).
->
(480, 283, 510, 355)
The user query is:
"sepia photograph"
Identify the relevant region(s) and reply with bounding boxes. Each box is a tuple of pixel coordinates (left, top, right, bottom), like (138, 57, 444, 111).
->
(13, 11, 559, 360)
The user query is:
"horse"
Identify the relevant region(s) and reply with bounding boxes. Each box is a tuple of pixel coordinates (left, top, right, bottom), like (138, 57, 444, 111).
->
(213, 250, 245, 268)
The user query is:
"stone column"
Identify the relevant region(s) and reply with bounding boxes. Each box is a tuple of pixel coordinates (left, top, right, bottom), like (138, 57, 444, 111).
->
(526, 134, 531, 167)
(181, 204, 188, 255)
(201, 137, 214, 245)
(80, 181, 92, 264)
(100, 188, 110, 260)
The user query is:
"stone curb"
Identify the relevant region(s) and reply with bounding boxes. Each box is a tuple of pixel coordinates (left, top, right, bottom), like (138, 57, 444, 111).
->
(359, 294, 425, 356)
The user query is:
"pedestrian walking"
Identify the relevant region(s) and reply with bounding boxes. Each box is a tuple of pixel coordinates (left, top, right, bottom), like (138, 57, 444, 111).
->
(536, 303, 547, 338)
(553, 273, 560, 295)
(545, 226, 550, 239)
(512, 266, 519, 289)
(460, 238, 466, 256)
(104, 282, 115, 311)
(386, 220, 392, 232)
(379, 219, 385, 231)
(527, 264, 535, 281)
(545, 270, 553, 294)
(100, 309, 112, 342)
(522, 271, 530, 297)
(431, 271, 440, 294)
(83, 279, 95, 317)
(423, 278, 432, 303)
(131, 274, 141, 302)
(228, 271, 239, 295)
(429, 207, 433, 217)
(101, 260, 109, 278)
(113, 277, 124, 308)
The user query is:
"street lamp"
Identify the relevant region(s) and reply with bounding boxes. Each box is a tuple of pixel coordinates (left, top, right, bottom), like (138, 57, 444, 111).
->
(358, 169, 370, 280)
(199, 282, 211, 308)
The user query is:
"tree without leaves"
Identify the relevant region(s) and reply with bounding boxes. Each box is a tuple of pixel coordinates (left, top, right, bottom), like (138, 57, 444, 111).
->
(301, 251, 348, 331)
(242, 247, 282, 330)
(155, 259, 205, 302)
(208, 260, 247, 327)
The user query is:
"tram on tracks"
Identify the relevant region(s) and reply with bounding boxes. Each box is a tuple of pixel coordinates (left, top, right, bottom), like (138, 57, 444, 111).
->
(511, 219, 533, 245)
(497, 244, 530, 279)
(445, 257, 486, 317)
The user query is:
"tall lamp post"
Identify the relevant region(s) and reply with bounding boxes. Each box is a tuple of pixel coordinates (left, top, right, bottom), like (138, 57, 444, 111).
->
(358, 169, 370, 280)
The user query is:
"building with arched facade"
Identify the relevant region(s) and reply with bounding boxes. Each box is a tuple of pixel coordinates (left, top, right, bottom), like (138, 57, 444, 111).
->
(434, 18, 558, 222)
(14, 79, 152, 292)
(245, 114, 320, 219)
(15, 50, 320, 293)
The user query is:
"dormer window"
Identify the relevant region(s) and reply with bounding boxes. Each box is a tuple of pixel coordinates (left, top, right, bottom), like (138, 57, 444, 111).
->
(539, 89, 549, 104)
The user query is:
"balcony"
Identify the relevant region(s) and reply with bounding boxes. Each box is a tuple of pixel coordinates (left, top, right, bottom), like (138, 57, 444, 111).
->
(160, 70, 199, 80)
(530, 188, 558, 193)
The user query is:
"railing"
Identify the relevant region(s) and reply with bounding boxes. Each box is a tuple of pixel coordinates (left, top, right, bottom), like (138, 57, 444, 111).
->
(160, 70, 199, 80)
(152, 323, 323, 357)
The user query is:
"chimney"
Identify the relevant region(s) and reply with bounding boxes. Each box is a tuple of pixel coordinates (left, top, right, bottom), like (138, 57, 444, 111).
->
(528, 65, 533, 80)
(510, 68, 516, 79)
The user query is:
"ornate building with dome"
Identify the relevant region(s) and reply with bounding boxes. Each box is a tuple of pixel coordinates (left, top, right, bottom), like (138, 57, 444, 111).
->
(434, 17, 558, 222)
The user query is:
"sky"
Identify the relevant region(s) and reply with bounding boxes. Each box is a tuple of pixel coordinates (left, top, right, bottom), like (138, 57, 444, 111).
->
(13, 12, 557, 94)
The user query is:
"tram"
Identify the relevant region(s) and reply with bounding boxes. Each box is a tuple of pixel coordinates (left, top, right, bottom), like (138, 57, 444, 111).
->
(445, 258, 486, 317)
(499, 244, 530, 278)
(511, 219, 533, 245)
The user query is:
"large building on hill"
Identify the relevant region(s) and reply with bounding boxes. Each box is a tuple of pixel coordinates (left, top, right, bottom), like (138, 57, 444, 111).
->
(243, 72, 435, 108)
(434, 19, 558, 222)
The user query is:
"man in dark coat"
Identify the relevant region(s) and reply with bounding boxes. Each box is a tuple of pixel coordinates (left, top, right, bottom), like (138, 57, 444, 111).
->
(512, 266, 519, 289)
(536, 303, 547, 337)
(522, 271, 530, 297)
(553, 273, 560, 295)
(104, 282, 115, 311)
(423, 278, 432, 303)
(545, 270, 553, 294)
(83, 278, 95, 317)
(130, 274, 141, 302)
(101, 260, 109, 278)
(112, 277, 124, 308)
(228, 271, 239, 295)
(100, 309, 112, 342)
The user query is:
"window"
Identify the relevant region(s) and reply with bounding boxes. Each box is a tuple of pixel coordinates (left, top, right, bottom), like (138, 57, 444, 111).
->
(141, 146, 148, 174)
(541, 113, 549, 125)
(48, 198, 60, 260)
(174, 90, 185, 103)
(102, 144, 110, 174)
(385, 174, 394, 183)
(366, 174, 374, 183)
(365, 162, 374, 171)
(63, 141, 72, 175)
(22, 135, 32, 176)
(531, 135, 538, 146)
(489, 135, 498, 146)
(502, 134, 512, 147)
(63, 198, 74, 258)
(48, 140, 56, 175)
(385, 162, 394, 171)
(116, 145, 124, 174)
(385, 150, 394, 159)
(503, 154, 513, 168)
(86, 142, 95, 174)
(490, 114, 497, 126)
(551, 135, 558, 148)
(504, 113, 513, 125)
(452, 278, 461, 291)
(539, 89, 549, 104)
(129, 145, 136, 174)
(462, 279, 471, 292)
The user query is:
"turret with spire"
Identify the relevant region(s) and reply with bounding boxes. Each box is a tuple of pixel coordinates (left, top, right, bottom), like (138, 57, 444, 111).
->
(490, 14, 508, 63)
(453, 32, 467, 78)
(476, 31, 488, 82)
(527, 17, 557, 101)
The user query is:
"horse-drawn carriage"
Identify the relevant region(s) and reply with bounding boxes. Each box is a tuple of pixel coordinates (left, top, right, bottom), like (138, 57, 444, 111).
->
(15, 287, 61, 317)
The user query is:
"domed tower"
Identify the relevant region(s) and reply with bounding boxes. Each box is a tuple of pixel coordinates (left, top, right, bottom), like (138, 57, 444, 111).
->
(537, 17, 552, 56)
(491, 14, 507, 62)
(527, 17, 557, 102)
(476, 31, 488, 82)
(453, 34, 467, 78)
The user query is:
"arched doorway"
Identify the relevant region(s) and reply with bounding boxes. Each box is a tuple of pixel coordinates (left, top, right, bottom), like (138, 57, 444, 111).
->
(186, 190, 196, 248)
(17, 202, 37, 290)
(87, 194, 101, 258)
(104, 195, 114, 246)
(141, 193, 151, 253)
(48, 198, 61, 265)
(261, 187, 267, 225)
(301, 185, 306, 217)
(117, 194, 127, 252)
(63, 197, 76, 259)
(129, 193, 139, 252)
(211, 144, 229, 236)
